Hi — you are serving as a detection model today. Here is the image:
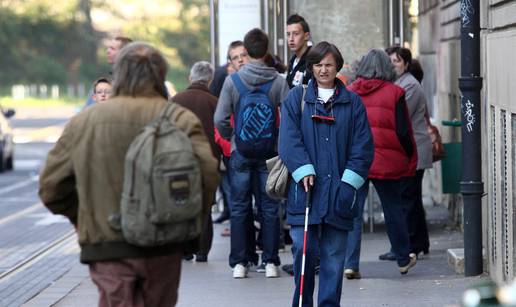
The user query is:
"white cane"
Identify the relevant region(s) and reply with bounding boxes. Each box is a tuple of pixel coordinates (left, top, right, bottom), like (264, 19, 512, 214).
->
(298, 186, 312, 307)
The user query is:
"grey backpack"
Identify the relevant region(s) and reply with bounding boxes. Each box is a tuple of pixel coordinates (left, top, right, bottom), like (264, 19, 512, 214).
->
(119, 102, 203, 247)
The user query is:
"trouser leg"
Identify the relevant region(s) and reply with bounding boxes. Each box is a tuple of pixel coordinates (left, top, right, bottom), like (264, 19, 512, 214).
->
(373, 179, 411, 267)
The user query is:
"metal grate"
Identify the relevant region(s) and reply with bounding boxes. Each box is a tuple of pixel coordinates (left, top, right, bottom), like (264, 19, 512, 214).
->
(490, 106, 497, 265)
(500, 110, 509, 279)
(513, 113, 516, 278)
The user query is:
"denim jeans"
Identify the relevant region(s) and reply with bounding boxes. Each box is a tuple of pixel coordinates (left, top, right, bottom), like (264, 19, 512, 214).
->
(229, 150, 280, 267)
(291, 224, 348, 307)
(344, 185, 368, 270)
(345, 178, 412, 269)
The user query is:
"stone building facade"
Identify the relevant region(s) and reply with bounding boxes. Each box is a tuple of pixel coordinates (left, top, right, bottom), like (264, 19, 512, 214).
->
(418, 0, 516, 282)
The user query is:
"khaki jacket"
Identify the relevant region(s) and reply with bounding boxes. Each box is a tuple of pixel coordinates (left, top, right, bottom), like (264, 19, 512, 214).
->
(39, 96, 220, 263)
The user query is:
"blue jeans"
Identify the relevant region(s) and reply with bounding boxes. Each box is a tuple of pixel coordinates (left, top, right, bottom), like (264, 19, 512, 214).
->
(291, 224, 348, 307)
(229, 150, 280, 267)
(344, 185, 368, 270)
(345, 179, 412, 268)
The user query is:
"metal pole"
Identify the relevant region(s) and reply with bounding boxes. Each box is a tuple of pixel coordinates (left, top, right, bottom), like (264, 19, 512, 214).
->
(262, 0, 269, 33)
(273, 0, 278, 55)
(459, 0, 483, 277)
(209, 0, 217, 67)
(399, 0, 404, 45)
(283, 0, 288, 64)
(389, 0, 393, 46)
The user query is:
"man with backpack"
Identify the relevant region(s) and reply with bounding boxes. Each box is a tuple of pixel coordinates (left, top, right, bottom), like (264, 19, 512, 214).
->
(39, 42, 219, 307)
(214, 28, 289, 278)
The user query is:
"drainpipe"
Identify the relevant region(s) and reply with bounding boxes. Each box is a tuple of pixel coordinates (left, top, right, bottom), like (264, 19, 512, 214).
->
(459, 0, 483, 276)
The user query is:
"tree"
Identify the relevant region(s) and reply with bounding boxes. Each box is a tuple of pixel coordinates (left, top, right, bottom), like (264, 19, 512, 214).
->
(0, 0, 211, 91)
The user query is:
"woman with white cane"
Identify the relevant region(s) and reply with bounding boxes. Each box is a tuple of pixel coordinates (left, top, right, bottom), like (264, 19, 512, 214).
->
(279, 42, 374, 307)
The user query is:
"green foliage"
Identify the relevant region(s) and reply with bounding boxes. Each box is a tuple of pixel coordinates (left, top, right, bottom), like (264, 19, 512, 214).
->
(167, 66, 190, 92)
(0, 0, 211, 94)
(0, 6, 100, 87)
(160, 0, 210, 68)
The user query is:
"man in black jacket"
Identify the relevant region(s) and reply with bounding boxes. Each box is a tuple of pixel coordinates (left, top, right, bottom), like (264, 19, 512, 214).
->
(286, 14, 313, 88)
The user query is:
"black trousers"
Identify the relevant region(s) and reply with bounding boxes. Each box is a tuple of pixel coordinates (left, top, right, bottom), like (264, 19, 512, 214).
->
(198, 210, 214, 256)
(406, 169, 430, 254)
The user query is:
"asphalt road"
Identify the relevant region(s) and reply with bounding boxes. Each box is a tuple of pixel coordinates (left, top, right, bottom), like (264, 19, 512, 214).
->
(0, 108, 80, 307)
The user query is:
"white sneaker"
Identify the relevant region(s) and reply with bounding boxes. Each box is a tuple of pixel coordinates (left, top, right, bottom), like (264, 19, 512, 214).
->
(233, 263, 248, 278)
(265, 263, 280, 278)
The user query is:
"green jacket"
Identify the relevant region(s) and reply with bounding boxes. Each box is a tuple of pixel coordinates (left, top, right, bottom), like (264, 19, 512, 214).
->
(39, 96, 220, 263)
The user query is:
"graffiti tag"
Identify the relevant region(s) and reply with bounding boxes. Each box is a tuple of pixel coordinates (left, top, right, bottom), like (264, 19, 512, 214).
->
(464, 99, 475, 132)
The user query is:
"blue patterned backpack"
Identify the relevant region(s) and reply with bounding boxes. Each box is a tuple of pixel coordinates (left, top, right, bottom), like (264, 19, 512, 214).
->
(231, 73, 277, 159)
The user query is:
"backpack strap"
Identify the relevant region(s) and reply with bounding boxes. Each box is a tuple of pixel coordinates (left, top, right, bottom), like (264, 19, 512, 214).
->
(149, 102, 177, 133)
(258, 79, 274, 94)
(158, 101, 176, 121)
(231, 74, 249, 97)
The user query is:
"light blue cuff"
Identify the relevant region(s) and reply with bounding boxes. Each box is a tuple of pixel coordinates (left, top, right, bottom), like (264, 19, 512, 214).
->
(292, 164, 316, 183)
(341, 169, 365, 190)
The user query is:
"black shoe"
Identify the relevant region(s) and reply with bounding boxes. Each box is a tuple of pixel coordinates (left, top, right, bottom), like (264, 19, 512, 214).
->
(195, 254, 207, 262)
(344, 269, 362, 280)
(183, 254, 194, 261)
(213, 212, 230, 224)
(378, 251, 396, 261)
(282, 264, 294, 276)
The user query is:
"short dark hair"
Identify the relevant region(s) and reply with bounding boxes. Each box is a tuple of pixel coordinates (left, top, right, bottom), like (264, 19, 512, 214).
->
(112, 42, 168, 98)
(287, 14, 310, 33)
(408, 58, 424, 83)
(227, 40, 244, 60)
(264, 53, 287, 74)
(244, 28, 269, 59)
(114, 36, 133, 48)
(385, 45, 412, 66)
(355, 49, 396, 81)
(92, 77, 111, 93)
(306, 41, 344, 73)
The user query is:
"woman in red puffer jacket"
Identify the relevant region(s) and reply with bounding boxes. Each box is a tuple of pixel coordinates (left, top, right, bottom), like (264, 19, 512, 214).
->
(345, 49, 418, 279)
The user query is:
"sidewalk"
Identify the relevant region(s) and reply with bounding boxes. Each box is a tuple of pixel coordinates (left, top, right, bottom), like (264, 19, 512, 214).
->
(23, 205, 486, 307)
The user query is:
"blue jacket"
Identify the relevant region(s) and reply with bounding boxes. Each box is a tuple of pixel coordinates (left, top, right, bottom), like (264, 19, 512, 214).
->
(279, 79, 374, 230)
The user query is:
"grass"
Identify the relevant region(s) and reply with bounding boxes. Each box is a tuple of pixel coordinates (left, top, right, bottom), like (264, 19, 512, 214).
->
(0, 96, 84, 108)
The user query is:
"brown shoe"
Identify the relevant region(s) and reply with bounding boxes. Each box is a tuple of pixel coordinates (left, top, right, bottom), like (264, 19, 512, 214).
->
(399, 253, 417, 275)
(344, 269, 361, 279)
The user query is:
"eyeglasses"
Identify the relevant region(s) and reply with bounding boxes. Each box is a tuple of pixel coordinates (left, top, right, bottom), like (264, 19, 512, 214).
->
(95, 90, 112, 95)
(229, 53, 248, 62)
